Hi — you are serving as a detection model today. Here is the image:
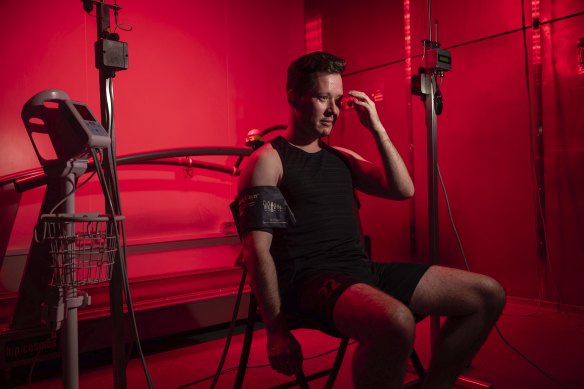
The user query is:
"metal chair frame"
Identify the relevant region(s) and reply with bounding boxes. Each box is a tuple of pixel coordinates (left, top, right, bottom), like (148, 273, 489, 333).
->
(232, 268, 427, 389)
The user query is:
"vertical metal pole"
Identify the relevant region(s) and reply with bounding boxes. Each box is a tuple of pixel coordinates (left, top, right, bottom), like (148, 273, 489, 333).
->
(420, 72, 494, 389)
(424, 74, 440, 349)
(427, 0, 432, 42)
(61, 172, 79, 389)
(62, 308, 79, 389)
(10, 179, 62, 329)
(95, 3, 127, 388)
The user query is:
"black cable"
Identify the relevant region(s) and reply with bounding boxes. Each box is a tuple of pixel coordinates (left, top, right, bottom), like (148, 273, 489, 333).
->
(107, 78, 122, 212)
(26, 348, 43, 389)
(102, 79, 154, 385)
(105, 75, 154, 380)
(209, 266, 248, 388)
(436, 166, 470, 272)
(105, 78, 153, 384)
(494, 325, 572, 389)
(90, 149, 154, 388)
(437, 164, 572, 388)
(112, 0, 133, 33)
(438, 164, 543, 317)
(48, 169, 97, 215)
(119, 217, 154, 386)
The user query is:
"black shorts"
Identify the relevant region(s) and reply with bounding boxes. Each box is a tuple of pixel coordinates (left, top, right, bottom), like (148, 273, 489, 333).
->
(280, 262, 431, 336)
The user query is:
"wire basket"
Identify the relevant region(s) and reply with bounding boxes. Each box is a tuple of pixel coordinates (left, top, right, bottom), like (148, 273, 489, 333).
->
(36, 213, 124, 288)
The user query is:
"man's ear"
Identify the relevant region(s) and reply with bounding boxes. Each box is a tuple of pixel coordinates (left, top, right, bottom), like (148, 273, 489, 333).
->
(287, 89, 298, 108)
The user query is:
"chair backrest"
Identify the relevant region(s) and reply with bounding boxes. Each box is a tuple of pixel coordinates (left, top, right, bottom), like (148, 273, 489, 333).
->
(229, 201, 245, 267)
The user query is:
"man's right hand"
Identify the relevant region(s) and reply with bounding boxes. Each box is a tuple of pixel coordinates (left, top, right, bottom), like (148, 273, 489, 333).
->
(266, 319, 303, 376)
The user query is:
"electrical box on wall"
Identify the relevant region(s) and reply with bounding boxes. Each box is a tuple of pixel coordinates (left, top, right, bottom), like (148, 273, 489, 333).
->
(95, 39, 128, 71)
(427, 48, 452, 71)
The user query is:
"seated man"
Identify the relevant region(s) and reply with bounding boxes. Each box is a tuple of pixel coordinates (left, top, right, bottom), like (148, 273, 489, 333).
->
(236, 51, 506, 389)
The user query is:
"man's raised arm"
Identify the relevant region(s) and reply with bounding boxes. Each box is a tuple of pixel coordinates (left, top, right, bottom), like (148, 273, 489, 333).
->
(339, 90, 414, 200)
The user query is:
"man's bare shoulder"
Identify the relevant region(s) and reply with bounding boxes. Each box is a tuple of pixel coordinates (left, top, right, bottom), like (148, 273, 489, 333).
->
(238, 142, 282, 190)
(332, 145, 367, 162)
(246, 143, 282, 174)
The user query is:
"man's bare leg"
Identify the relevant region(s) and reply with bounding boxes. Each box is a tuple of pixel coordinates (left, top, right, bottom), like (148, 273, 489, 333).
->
(333, 283, 415, 389)
(409, 266, 506, 389)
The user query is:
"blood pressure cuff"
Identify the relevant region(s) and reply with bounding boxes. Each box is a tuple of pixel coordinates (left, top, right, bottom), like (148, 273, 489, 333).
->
(233, 186, 296, 236)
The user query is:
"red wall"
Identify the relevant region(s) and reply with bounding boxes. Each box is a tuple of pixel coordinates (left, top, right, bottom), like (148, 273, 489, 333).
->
(1, 0, 583, 311)
(0, 1, 305, 296)
(315, 0, 584, 306)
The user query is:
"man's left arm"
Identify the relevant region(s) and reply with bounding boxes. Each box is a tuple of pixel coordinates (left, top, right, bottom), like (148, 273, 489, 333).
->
(336, 90, 414, 200)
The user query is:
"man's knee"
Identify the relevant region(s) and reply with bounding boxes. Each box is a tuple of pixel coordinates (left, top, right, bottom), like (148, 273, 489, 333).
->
(354, 306, 415, 347)
(379, 304, 416, 347)
(475, 276, 506, 318)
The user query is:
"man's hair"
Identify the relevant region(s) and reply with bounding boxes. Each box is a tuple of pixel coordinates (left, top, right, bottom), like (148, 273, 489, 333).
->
(286, 51, 346, 97)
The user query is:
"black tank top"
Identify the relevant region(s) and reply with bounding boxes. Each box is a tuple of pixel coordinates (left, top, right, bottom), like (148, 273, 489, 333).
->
(270, 136, 372, 293)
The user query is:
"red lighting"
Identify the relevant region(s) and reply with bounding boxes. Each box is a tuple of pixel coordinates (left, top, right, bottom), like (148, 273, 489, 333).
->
(531, 0, 541, 65)
(305, 17, 323, 53)
(403, 0, 412, 80)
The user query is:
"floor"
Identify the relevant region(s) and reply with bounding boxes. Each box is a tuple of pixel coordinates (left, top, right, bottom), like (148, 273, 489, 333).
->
(6, 297, 584, 389)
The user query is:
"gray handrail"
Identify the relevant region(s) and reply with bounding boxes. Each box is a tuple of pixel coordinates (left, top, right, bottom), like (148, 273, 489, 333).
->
(0, 146, 252, 192)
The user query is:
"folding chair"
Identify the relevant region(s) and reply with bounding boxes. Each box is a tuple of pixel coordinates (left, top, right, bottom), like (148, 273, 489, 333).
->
(227, 207, 426, 388)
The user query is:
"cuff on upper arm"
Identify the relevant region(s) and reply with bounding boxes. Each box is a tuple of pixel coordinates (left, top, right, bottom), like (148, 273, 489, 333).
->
(233, 186, 296, 236)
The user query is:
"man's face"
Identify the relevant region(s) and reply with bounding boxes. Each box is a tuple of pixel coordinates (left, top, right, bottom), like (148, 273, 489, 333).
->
(293, 72, 343, 138)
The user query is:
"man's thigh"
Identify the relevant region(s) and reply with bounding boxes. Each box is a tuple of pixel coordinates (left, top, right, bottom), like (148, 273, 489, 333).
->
(282, 272, 364, 335)
(409, 265, 504, 316)
(332, 283, 415, 342)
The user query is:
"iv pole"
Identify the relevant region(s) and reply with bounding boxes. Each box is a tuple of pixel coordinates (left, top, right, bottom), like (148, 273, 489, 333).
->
(83, 1, 129, 387)
(412, 1, 492, 387)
